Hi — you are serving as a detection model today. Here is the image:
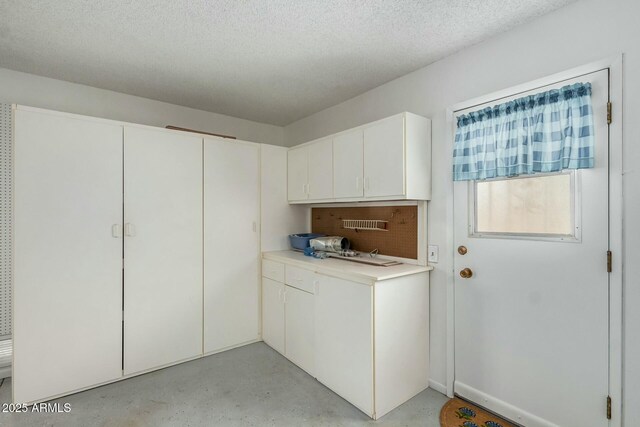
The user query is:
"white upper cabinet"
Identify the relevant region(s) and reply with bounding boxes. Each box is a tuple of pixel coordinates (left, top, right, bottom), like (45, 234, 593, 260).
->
(288, 112, 431, 204)
(307, 138, 333, 200)
(363, 115, 405, 198)
(287, 147, 308, 201)
(333, 129, 364, 199)
(287, 138, 333, 202)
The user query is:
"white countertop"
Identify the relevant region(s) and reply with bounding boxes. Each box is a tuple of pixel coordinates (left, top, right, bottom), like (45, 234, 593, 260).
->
(263, 250, 432, 285)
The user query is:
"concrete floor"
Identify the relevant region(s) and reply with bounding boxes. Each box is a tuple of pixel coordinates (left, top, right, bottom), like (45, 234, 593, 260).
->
(0, 342, 448, 427)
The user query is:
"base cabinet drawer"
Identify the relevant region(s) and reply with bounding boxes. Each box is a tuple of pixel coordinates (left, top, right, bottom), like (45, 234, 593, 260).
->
(262, 259, 285, 283)
(285, 265, 316, 293)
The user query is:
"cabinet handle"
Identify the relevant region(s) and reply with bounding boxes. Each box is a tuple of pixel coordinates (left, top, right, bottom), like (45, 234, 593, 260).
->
(278, 288, 283, 302)
(364, 177, 370, 190)
(306, 183, 310, 195)
(111, 224, 122, 238)
(124, 223, 136, 237)
(283, 289, 287, 304)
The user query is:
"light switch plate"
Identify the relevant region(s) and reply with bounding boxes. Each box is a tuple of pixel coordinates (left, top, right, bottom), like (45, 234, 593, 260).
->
(428, 245, 439, 263)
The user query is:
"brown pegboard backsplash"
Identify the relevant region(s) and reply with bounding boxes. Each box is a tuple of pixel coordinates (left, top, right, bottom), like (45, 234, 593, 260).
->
(311, 206, 418, 259)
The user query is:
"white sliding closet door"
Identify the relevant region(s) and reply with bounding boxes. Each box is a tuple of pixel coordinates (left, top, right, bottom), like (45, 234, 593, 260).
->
(123, 127, 203, 375)
(13, 108, 123, 403)
(204, 138, 260, 353)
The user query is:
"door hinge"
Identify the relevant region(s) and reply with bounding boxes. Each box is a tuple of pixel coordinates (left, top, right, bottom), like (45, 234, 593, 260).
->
(607, 250, 612, 273)
(607, 395, 612, 419)
(607, 102, 612, 124)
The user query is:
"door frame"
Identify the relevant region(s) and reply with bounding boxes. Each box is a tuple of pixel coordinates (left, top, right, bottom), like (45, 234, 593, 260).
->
(444, 55, 623, 426)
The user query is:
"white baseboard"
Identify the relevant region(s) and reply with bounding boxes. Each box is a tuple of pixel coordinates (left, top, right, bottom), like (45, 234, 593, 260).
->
(455, 381, 556, 427)
(428, 379, 447, 395)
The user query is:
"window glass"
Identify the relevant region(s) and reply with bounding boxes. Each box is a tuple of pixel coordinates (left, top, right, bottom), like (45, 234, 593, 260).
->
(474, 173, 574, 236)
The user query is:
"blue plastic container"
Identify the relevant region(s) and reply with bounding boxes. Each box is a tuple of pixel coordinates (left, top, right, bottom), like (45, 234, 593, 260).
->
(289, 233, 326, 250)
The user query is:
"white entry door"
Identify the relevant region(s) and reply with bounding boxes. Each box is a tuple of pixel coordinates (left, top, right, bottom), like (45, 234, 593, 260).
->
(454, 70, 610, 427)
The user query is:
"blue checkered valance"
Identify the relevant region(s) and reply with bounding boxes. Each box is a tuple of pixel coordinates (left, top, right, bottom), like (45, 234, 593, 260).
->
(453, 82, 595, 181)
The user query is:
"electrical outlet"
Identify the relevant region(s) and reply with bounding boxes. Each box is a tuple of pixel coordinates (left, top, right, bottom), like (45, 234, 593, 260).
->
(427, 245, 439, 263)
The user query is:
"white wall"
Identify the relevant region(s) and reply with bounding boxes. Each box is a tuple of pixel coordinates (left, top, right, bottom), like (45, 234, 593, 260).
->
(284, 0, 639, 423)
(0, 67, 284, 146)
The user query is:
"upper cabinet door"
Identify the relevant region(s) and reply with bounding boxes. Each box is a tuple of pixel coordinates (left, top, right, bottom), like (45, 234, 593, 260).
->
(123, 127, 203, 375)
(307, 139, 333, 200)
(333, 130, 364, 198)
(13, 109, 124, 404)
(363, 115, 405, 198)
(204, 138, 260, 354)
(287, 147, 308, 201)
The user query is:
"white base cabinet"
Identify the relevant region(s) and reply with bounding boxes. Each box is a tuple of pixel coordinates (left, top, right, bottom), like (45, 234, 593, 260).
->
(315, 275, 374, 415)
(261, 255, 430, 420)
(261, 262, 316, 375)
(262, 278, 286, 355)
(284, 285, 315, 376)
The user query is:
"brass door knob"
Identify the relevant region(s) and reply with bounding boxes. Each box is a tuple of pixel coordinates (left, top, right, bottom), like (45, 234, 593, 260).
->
(459, 268, 473, 279)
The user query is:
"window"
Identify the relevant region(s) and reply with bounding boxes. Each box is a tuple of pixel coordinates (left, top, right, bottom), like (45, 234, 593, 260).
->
(472, 172, 578, 240)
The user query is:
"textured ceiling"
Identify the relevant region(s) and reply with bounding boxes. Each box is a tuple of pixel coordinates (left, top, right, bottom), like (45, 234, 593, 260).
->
(0, 0, 575, 125)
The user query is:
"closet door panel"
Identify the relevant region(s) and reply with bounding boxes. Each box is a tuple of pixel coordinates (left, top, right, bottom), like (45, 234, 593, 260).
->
(204, 138, 260, 353)
(13, 109, 123, 403)
(123, 127, 203, 375)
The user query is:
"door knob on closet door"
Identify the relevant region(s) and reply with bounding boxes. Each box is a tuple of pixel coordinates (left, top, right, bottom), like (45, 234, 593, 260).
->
(124, 223, 136, 237)
(459, 268, 473, 279)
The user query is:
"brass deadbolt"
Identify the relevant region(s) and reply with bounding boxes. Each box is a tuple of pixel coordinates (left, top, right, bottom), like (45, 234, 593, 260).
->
(458, 246, 468, 255)
(459, 268, 473, 279)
